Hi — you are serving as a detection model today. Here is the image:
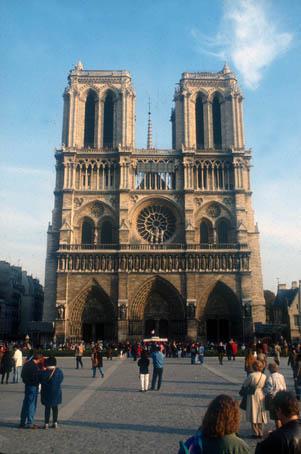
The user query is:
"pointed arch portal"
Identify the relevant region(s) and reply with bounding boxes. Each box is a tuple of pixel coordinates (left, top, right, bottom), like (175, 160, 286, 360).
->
(130, 276, 186, 339)
(202, 282, 242, 342)
(68, 283, 116, 342)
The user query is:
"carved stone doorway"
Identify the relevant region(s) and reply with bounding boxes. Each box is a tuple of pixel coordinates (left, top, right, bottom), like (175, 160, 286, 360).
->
(80, 286, 115, 342)
(203, 282, 242, 342)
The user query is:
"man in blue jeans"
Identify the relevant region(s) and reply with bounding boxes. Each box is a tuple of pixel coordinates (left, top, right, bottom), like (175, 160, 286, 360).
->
(151, 346, 165, 391)
(19, 351, 41, 429)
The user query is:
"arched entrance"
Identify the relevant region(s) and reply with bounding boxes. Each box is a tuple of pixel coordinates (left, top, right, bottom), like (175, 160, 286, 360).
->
(203, 282, 242, 342)
(130, 276, 186, 339)
(68, 283, 116, 342)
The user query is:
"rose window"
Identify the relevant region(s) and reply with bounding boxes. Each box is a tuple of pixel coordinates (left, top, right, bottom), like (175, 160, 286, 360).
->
(137, 205, 176, 243)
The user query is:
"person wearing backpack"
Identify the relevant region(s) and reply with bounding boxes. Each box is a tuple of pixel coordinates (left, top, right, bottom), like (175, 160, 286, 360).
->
(39, 356, 64, 429)
(179, 395, 249, 453)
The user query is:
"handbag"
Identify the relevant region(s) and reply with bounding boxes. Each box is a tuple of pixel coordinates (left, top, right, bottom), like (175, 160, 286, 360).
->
(239, 373, 263, 410)
(264, 393, 273, 411)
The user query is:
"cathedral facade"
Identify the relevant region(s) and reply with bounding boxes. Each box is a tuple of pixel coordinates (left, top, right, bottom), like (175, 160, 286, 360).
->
(44, 62, 266, 343)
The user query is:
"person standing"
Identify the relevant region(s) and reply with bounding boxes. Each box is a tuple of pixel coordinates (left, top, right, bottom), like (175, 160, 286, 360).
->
(231, 340, 238, 360)
(198, 343, 205, 365)
(75, 342, 84, 369)
(19, 351, 40, 429)
(226, 341, 232, 361)
(240, 360, 268, 438)
(191, 343, 197, 365)
(151, 346, 165, 391)
(138, 350, 150, 392)
(91, 346, 104, 378)
(39, 356, 64, 429)
(0, 349, 13, 384)
(217, 342, 225, 365)
(13, 345, 23, 383)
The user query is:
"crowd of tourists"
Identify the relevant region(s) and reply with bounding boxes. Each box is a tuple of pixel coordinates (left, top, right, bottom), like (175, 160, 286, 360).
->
(1, 338, 301, 453)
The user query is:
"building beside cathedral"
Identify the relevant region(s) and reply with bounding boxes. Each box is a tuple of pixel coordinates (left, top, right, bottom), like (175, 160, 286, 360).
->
(44, 62, 266, 343)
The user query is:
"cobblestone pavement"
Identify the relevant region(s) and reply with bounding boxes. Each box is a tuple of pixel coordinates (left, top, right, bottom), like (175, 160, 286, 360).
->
(0, 356, 295, 454)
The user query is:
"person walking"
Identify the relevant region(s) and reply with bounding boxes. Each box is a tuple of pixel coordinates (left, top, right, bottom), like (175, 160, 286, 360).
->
(263, 362, 287, 429)
(39, 356, 64, 429)
(137, 350, 150, 392)
(0, 349, 13, 384)
(151, 346, 165, 391)
(244, 349, 257, 375)
(240, 360, 268, 438)
(217, 342, 225, 365)
(75, 342, 84, 369)
(13, 345, 23, 383)
(19, 351, 41, 429)
(274, 343, 281, 366)
(91, 346, 104, 378)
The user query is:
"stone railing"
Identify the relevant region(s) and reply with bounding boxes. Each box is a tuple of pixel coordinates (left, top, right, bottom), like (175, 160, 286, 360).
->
(57, 250, 250, 274)
(59, 243, 248, 251)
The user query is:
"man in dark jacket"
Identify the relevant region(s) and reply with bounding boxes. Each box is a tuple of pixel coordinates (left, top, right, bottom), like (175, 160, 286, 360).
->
(255, 391, 301, 454)
(19, 350, 41, 428)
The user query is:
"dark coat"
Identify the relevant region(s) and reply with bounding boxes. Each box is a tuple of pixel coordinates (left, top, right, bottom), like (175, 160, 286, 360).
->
(138, 356, 149, 374)
(0, 351, 13, 373)
(39, 367, 64, 407)
(255, 420, 301, 454)
(21, 359, 39, 386)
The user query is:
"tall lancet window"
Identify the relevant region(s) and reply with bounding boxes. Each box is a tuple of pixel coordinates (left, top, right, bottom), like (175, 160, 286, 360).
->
(212, 94, 222, 149)
(195, 95, 204, 149)
(103, 90, 114, 148)
(84, 91, 97, 148)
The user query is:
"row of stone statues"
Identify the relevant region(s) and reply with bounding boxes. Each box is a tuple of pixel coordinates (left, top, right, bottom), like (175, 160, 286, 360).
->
(57, 252, 250, 273)
(56, 303, 196, 321)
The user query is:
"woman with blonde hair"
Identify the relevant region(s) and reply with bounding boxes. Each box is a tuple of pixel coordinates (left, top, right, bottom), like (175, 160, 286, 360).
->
(240, 360, 268, 438)
(179, 394, 249, 453)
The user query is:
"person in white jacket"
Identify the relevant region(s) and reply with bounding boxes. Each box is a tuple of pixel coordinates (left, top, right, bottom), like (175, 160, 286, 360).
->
(264, 362, 287, 429)
(13, 346, 23, 383)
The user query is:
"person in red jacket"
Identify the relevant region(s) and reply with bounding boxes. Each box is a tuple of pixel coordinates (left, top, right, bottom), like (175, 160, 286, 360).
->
(231, 340, 238, 360)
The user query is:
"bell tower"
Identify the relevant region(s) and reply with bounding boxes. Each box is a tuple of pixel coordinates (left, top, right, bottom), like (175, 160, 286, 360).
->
(61, 61, 135, 149)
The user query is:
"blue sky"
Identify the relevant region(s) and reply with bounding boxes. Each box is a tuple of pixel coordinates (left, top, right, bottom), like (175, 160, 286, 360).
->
(0, 0, 300, 291)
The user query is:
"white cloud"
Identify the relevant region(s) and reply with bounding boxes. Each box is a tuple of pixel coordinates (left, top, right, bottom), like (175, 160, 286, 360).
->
(193, 0, 293, 89)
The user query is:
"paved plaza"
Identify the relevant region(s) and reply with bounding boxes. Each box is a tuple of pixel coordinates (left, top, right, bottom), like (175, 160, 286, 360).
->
(0, 356, 295, 453)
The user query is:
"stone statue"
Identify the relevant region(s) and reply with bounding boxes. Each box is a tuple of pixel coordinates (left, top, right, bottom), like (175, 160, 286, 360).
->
(57, 305, 65, 320)
(119, 304, 127, 320)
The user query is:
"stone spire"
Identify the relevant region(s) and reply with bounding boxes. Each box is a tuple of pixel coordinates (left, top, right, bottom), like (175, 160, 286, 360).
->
(147, 98, 153, 149)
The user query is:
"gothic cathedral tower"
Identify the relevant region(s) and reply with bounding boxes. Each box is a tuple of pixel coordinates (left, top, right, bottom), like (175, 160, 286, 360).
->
(44, 62, 266, 343)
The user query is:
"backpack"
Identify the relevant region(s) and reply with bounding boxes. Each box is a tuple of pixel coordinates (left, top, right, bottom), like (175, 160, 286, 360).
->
(178, 431, 203, 454)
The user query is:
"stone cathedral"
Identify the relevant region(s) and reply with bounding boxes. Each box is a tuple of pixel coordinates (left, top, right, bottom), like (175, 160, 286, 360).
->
(44, 62, 266, 343)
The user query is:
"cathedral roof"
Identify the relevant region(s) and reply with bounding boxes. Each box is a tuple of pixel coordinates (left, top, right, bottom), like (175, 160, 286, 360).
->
(273, 288, 299, 308)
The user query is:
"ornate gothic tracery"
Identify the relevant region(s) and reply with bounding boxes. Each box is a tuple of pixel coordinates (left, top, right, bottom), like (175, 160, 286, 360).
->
(137, 205, 176, 243)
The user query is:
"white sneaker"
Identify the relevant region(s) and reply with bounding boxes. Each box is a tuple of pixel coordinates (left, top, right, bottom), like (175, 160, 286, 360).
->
(52, 422, 58, 429)
(44, 424, 49, 430)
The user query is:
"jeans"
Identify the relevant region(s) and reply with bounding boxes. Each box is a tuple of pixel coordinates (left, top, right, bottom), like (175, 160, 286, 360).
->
(92, 366, 104, 377)
(151, 367, 163, 390)
(76, 356, 83, 369)
(13, 366, 22, 383)
(45, 405, 58, 424)
(199, 355, 204, 364)
(20, 385, 38, 426)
